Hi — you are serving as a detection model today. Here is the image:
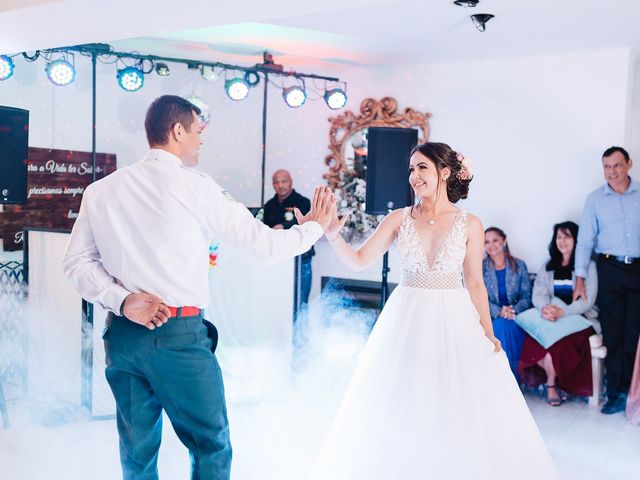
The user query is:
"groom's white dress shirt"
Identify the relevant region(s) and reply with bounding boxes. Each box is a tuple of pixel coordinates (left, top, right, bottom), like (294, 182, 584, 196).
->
(63, 149, 323, 313)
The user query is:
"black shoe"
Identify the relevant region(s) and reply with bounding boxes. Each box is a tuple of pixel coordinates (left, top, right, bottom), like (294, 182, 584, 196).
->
(601, 394, 626, 415)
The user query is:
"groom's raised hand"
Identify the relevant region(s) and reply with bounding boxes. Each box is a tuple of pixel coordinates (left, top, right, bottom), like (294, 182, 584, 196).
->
(294, 186, 335, 231)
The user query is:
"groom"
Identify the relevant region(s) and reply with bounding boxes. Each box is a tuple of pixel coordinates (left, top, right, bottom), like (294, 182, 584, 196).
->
(63, 95, 334, 479)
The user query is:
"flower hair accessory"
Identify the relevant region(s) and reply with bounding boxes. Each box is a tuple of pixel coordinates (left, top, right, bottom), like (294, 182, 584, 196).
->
(455, 152, 473, 180)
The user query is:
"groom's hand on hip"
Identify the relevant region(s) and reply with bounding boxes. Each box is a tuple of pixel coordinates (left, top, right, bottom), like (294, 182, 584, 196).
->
(122, 293, 171, 330)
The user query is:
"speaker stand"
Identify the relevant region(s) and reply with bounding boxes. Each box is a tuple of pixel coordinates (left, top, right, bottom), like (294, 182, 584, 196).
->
(380, 251, 390, 310)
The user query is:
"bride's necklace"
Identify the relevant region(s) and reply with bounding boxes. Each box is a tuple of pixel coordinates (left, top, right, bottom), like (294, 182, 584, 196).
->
(422, 205, 438, 226)
(421, 203, 446, 226)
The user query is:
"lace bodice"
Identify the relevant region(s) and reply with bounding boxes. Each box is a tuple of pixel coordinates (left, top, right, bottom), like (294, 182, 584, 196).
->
(397, 207, 467, 289)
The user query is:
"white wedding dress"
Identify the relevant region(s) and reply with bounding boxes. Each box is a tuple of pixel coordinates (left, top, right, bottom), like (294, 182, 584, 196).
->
(309, 208, 558, 480)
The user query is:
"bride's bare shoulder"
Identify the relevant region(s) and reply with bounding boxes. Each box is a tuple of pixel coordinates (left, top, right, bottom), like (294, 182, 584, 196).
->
(382, 208, 407, 228)
(385, 207, 409, 219)
(464, 212, 484, 233)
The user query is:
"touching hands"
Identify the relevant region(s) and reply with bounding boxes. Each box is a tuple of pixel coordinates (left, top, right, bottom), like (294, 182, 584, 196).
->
(122, 293, 171, 330)
(294, 186, 336, 232)
(499, 305, 516, 320)
(324, 196, 350, 241)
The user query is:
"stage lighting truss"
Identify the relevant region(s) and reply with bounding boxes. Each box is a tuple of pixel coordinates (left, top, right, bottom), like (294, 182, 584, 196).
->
(0, 46, 347, 110)
(324, 85, 348, 110)
(117, 65, 144, 92)
(244, 71, 260, 87)
(282, 80, 307, 108)
(201, 65, 218, 82)
(225, 76, 250, 101)
(0, 55, 15, 81)
(45, 55, 76, 86)
(155, 62, 170, 76)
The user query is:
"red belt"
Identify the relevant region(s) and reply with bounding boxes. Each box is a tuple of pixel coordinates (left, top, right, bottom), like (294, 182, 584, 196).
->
(167, 306, 202, 318)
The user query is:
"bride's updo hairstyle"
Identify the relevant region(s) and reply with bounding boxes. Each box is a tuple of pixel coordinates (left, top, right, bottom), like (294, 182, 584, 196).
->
(410, 142, 472, 203)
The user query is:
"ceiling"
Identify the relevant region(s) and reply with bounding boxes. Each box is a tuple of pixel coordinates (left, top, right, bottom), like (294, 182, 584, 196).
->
(2, 0, 640, 68)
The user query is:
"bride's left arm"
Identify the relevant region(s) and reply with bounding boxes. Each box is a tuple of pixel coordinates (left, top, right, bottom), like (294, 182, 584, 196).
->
(463, 214, 502, 352)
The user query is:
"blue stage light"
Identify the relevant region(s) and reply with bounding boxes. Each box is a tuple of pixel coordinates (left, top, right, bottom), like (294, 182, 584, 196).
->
(0, 55, 14, 81)
(225, 78, 249, 101)
(45, 59, 75, 86)
(324, 88, 347, 110)
(117, 66, 144, 92)
(282, 85, 306, 108)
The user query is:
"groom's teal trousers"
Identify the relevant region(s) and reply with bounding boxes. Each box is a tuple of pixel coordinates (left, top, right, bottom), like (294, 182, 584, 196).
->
(104, 311, 231, 480)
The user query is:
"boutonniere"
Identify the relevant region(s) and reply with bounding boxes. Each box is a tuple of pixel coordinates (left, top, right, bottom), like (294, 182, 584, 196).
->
(209, 241, 220, 269)
(284, 211, 294, 222)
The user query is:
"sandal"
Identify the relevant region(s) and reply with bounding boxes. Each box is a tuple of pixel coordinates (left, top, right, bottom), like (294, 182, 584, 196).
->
(545, 385, 563, 407)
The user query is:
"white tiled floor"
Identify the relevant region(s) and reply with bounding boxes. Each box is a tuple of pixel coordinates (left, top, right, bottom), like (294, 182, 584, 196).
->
(1, 392, 639, 479)
(525, 393, 640, 479)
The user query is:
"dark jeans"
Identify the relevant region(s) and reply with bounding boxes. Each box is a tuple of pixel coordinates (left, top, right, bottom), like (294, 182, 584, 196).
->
(104, 312, 231, 480)
(300, 256, 312, 307)
(597, 256, 640, 395)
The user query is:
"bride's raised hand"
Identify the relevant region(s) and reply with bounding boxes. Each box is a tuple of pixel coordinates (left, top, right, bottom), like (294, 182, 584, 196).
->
(324, 197, 350, 241)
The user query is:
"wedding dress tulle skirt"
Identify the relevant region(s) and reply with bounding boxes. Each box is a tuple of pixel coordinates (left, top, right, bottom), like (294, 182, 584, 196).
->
(309, 286, 559, 480)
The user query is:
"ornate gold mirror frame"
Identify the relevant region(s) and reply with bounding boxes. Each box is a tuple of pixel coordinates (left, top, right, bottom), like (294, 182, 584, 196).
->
(324, 97, 432, 187)
(323, 97, 431, 242)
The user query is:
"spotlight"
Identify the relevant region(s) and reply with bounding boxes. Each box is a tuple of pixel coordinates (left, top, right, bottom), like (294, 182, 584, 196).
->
(155, 62, 170, 76)
(45, 59, 75, 86)
(244, 71, 260, 87)
(324, 88, 347, 110)
(283, 85, 306, 108)
(225, 78, 249, 101)
(186, 95, 211, 125)
(471, 13, 494, 32)
(0, 55, 14, 81)
(117, 66, 144, 92)
(201, 65, 217, 82)
(453, 0, 479, 6)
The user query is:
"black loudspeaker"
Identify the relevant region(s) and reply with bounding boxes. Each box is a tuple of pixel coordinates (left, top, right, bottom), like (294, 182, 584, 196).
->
(365, 127, 418, 215)
(0, 106, 29, 204)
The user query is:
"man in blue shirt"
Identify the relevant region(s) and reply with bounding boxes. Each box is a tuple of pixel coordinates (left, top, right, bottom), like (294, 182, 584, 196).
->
(575, 146, 640, 414)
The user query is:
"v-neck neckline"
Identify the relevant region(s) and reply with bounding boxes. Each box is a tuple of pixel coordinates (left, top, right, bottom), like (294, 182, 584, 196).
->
(410, 209, 462, 271)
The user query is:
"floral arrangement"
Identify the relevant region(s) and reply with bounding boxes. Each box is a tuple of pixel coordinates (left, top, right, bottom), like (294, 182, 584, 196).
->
(334, 153, 383, 244)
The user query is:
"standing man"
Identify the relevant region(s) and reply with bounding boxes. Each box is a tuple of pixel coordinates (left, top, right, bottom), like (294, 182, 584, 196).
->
(263, 169, 315, 308)
(574, 146, 640, 414)
(63, 95, 334, 479)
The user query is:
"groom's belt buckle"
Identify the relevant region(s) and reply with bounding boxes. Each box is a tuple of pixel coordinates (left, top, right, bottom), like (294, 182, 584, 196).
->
(167, 306, 202, 318)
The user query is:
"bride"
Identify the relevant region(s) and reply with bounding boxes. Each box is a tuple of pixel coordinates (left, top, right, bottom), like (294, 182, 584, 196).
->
(309, 142, 558, 479)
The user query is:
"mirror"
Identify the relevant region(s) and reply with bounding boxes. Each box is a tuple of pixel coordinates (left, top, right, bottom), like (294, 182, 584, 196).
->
(324, 97, 431, 243)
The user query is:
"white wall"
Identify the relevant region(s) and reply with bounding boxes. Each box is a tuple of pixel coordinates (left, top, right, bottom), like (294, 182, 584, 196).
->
(626, 49, 640, 163)
(1, 47, 634, 300)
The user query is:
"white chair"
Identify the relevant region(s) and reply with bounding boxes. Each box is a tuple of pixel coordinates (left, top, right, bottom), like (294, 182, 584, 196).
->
(589, 333, 607, 406)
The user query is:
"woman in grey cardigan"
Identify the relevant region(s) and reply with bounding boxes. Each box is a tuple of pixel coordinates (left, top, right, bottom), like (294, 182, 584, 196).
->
(517, 221, 598, 406)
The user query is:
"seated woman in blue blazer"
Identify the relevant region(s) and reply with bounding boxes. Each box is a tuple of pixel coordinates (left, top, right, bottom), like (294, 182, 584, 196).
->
(482, 226, 532, 380)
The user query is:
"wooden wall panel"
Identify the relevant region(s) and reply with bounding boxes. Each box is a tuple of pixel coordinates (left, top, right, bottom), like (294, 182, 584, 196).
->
(0, 147, 116, 251)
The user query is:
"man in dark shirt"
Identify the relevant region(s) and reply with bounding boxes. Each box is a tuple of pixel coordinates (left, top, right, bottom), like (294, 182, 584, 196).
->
(262, 169, 314, 308)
